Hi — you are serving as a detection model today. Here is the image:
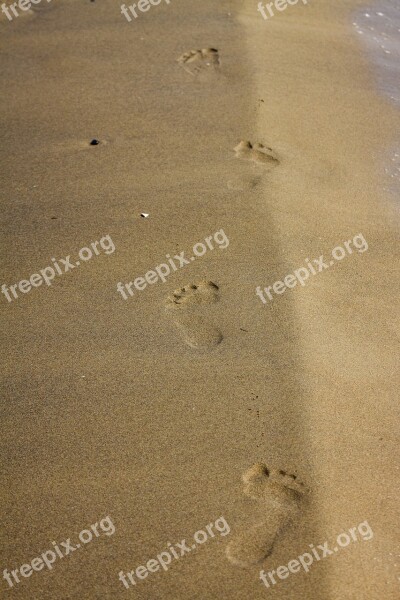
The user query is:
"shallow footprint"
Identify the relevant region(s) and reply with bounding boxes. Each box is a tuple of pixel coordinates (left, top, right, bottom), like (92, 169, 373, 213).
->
(165, 281, 223, 349)
(178, 48, 220, 76)
(234, 141, 280, 169)
(226, 463, 307, 567)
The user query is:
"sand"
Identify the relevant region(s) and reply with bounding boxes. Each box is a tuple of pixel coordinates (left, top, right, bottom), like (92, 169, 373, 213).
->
(0, 0, 399, 598)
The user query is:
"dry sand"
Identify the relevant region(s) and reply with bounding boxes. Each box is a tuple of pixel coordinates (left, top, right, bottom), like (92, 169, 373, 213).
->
(0, 0, 399, 598)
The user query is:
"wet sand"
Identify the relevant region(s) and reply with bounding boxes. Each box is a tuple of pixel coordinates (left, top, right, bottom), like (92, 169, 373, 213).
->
(0, 0, 399, 598)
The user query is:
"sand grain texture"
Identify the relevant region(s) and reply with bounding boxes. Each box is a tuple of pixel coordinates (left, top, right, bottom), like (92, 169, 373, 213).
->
(0, 0, 399, 598)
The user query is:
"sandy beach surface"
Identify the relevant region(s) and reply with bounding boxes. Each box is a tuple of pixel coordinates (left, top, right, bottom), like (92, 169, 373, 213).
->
(1, 0, 399, 598)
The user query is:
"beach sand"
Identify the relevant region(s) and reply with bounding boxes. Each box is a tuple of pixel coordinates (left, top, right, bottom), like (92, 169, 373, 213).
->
(0, 0, 399, 598)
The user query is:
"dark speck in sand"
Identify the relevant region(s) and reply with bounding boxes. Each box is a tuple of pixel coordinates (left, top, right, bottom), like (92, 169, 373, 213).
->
(90, 139, 100, 146)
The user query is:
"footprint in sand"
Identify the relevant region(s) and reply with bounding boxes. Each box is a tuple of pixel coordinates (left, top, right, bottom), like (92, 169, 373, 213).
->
(234, 141, 280, 169)
(165, 281, 223, 349)
(177, 48, 220, 76)
(226, 463, 307, 567)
